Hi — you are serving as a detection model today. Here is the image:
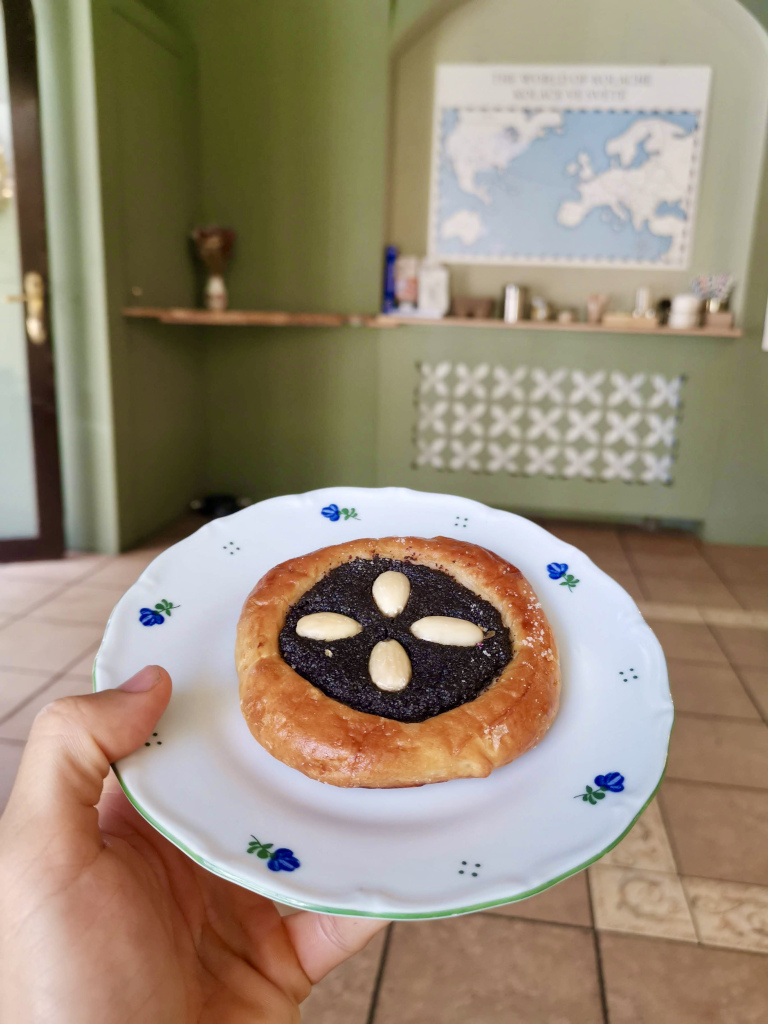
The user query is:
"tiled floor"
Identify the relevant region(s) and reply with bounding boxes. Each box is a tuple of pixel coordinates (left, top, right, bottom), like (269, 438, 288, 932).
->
(1, 517, 768, 1022)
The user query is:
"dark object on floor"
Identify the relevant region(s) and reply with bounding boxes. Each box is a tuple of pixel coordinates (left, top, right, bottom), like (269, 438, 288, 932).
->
(451, 296, 496, 318)
(190, 494, 251, 518)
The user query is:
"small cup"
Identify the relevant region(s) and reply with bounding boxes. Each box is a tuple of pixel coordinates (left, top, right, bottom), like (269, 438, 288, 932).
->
(669, 293, 702, 329)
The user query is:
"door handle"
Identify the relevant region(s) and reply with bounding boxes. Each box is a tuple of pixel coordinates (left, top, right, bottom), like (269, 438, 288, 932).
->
(5, 271, 47, 344)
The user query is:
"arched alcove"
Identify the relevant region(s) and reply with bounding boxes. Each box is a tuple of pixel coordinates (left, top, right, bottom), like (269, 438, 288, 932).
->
(388, 0, 768, 316)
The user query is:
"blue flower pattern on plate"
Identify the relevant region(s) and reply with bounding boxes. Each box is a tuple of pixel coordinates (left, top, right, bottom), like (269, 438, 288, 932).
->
(576, 772, 625, 804)
(247, 835, 300, 872)
(322, 503, 360, 522)
(139, 599, 179, 626)
(594, 772, 625, 792)
(547, 562, 568, 579)
(268, 848, 301, 872)
(139, 608, 164, 626)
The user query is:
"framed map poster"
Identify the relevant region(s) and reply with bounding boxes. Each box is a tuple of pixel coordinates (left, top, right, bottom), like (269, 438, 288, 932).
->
(428, 65, 711, 268)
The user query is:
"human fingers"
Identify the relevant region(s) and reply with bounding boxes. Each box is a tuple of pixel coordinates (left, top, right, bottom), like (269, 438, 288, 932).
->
(284, 912, 387, 983)
(0, 666, 171, 854)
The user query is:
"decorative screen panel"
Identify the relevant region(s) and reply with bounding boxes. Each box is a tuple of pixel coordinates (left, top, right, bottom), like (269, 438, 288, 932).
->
(413, 362, 684, 485)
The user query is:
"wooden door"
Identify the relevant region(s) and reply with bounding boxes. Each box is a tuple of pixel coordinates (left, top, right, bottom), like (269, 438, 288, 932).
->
(0, 0, 63, 561)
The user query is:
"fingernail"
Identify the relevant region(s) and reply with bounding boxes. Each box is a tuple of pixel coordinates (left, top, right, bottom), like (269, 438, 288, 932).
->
(119, 666, 162, 692)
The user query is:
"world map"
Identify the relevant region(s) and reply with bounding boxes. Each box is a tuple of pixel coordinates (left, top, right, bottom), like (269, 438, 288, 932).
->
(431, 108, 702, 267)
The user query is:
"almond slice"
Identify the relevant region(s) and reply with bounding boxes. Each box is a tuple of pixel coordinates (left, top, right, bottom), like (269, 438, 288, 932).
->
(369, 639, 412, 692)
(296, 612, 362, 641)
(410, 615, 484, 647)
(372, 570, 411, 617)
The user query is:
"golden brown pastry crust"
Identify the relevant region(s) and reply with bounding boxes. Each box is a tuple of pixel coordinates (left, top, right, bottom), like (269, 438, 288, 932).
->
(236, 537, 560, 788)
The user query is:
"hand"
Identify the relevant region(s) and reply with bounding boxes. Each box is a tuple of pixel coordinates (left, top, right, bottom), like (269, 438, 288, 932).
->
(0, 666, 385, 1023)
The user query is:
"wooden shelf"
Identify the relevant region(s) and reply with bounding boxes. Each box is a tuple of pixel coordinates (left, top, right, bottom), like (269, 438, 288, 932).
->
(123, 307, 742, 338)
(371, 314, 742, 338)
(123, 306, 360, 327)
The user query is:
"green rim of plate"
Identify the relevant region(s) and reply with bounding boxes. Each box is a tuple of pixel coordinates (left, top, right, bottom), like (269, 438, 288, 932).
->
(94, 655, 673, 920)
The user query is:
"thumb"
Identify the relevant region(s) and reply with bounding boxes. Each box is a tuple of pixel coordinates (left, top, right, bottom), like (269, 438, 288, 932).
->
(2, 666, 171, 849)
(284, 912, 388, 984)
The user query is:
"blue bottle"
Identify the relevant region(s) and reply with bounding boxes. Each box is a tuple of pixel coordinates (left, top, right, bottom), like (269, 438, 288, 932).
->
(382, 245, 398, 313)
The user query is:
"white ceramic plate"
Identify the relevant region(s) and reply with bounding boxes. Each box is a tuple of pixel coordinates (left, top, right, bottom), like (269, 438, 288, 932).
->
(95, 487, 672, 920)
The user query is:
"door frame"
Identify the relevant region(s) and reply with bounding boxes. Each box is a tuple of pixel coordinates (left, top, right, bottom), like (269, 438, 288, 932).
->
(0, 0, 64, 561)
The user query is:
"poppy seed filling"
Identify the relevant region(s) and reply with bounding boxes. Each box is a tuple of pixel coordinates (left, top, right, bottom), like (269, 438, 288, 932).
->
(279, 558, 512, 723)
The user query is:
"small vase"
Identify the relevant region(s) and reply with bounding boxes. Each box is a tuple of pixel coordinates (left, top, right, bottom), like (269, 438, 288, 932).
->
(205, 274, 228, 311)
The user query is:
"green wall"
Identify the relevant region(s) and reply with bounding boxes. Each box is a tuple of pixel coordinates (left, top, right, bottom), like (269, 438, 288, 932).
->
(191, 0, 389, 315)
(703, 122, 768, 542)
(204, 329, 378, 499)
(91, 0, 207, 549)
(186, 0, 389, 504)
(68, 0, 768, 547)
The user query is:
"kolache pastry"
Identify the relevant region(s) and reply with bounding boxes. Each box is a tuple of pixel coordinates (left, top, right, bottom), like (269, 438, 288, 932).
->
(236, 536, 560, 788)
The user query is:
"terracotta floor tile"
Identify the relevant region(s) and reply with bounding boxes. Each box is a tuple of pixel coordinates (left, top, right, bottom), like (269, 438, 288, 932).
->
(683, 877, 768, 954)
(600, 799, 676, 872)
(638, 574, 740, 608)
(660, 780, 768, 886)
(726, 582, 768, 612)
(563, 541, 632, 571)
(85, 551, 163, 590)
(0, 676, 93, 741)
(666, 715, 768, 787)
(588, 865, 696, 941)
(0, 619, 104, 674)
(620, 530, 701, 557)
(667, 659, 760, 719)
(540, 522, 623, 552)
(628, 552, 723, 583)
(0, 668, 54, 719)
(606, 569, 645, 603)
(738, 668, 768, 721)
(0, 740, 24, 812)
(584, 550, 635, 576)
(0, 553, 107, 584)
(272, 901, 299, 917)
(543, 525, 632, 575)
(711, 626, 768, 669)
(0, 576, 65, 618)
(649, 621, 728, 664)
(301, 928, 385, 1024)
(374, 916, 603, 1024)
(486, 870, 592, 927)
(701, 608, 768, 630)
(66, 645, 100, 680)
(701, 545, 768, 582)
(29, 584, 124, 627)
(599, 931, 768, 1024)
(638, 602, 704, 624)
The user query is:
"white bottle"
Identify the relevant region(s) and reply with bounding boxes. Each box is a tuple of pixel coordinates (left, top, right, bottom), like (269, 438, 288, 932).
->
(205, 274, 228, 311)
(633, 287, 652, 318)
(394, 255, 419, 311)
(417, 261, 450, 318)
